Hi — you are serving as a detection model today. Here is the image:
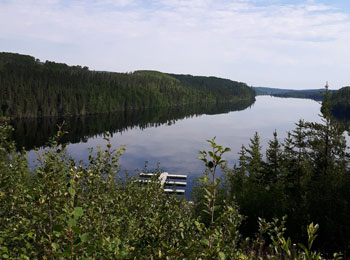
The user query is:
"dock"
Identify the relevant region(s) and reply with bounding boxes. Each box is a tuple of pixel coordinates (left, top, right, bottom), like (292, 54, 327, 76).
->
(138, 172, 187, 194)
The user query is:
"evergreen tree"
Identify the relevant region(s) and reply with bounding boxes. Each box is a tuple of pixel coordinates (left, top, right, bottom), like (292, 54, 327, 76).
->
(303, 84, 350, 252)
(265, 130, 281, 185)
(306, 84, 347, 177)
(245, 132, 264, 183)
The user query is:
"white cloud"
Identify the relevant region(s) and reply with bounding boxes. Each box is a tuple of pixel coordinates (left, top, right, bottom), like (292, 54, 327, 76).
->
(0, 0, 349, 89)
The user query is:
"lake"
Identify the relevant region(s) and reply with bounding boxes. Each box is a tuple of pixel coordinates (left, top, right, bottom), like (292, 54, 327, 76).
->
(13, 96, 321, 198)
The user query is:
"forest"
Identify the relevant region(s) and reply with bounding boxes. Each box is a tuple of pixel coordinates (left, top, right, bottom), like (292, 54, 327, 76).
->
(0, 52, 255, 118)
(195, 88, 350, 258)
(1, 88, 349, 259)
(271, 90, 325, 101)
(329, 86, 350, 121)
(254, 87, 326, 101)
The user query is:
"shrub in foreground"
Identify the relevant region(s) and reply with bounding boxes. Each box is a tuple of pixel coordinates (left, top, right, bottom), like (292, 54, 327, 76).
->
(0, 118, 342, 259)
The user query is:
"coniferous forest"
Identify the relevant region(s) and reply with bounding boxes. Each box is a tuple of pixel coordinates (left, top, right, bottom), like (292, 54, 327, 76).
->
(329, 87, 350, 121)
(0, 52, 255, 118)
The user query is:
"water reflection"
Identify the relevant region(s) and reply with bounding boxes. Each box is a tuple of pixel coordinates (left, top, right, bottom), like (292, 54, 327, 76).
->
(15, 96, 321, 198)
(12, 99, 254, 151)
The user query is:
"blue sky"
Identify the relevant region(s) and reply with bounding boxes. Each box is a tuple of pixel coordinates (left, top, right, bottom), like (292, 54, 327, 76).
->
(1, 0, 350, 89)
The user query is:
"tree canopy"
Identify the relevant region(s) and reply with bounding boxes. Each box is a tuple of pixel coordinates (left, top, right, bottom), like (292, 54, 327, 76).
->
(0, 52, 255, 118)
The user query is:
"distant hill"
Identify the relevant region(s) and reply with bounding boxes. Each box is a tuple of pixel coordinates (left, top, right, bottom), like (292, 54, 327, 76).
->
(253, 87, 296, 95)
(0, 52, 255, 118)
(253, 87, 326, 101)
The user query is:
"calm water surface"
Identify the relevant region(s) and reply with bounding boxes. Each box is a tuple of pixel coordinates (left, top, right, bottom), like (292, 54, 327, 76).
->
(16, 96, 321, 197)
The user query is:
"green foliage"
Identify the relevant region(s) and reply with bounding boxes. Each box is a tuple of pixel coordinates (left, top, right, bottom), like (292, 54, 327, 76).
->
(329, 86, 350, 123)
(272, 90, 325, 101)
(197, 138, 233, 253)
(0, 89, 346, 258)
(0, 121, 200, 258)
(133, 70, 179, 82)
(250, 217, 343, 260)
(0, 118, 30, 259)
(245, 132, 264, 182)
(265, 130, 282, 185)
(225, 86, 350, 256)
(0, 52, 255, 118)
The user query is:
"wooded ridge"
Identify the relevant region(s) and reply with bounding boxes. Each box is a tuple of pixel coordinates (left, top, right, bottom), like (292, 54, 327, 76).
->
(0, 52, 255, 118)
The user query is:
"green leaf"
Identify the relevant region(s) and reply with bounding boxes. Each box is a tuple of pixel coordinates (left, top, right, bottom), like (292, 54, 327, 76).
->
(204, 188, 212, 197)
(0, 247, 8, 253)
(298, 243, 308, 253)
(213, 205, 221, 211)
(53, 224, 64, 232)
(68, 218, 76, 227)
(200, 238, 209, 247)
(52, 243, 59, 250)
(194, 221, 202, 231)
(218, 252, 226, 260)
(68, 186, 75, 197)
(202, 209, 211, 215)
(74, 237, 81, 245)
(80, 233, 89, 243)
(73, 207, 84, 218)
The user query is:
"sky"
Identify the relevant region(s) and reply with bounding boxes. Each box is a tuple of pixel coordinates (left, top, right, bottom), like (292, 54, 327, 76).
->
(0, 0, 350, 89)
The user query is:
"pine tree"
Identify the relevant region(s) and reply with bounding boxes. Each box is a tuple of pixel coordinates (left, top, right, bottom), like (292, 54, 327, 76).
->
(245, 132, 264, 183)
(306, 83, 347, 177)
(303, 83, 350, 252)
(238, 144, 248, 174)
(265, 130, 281, 185)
